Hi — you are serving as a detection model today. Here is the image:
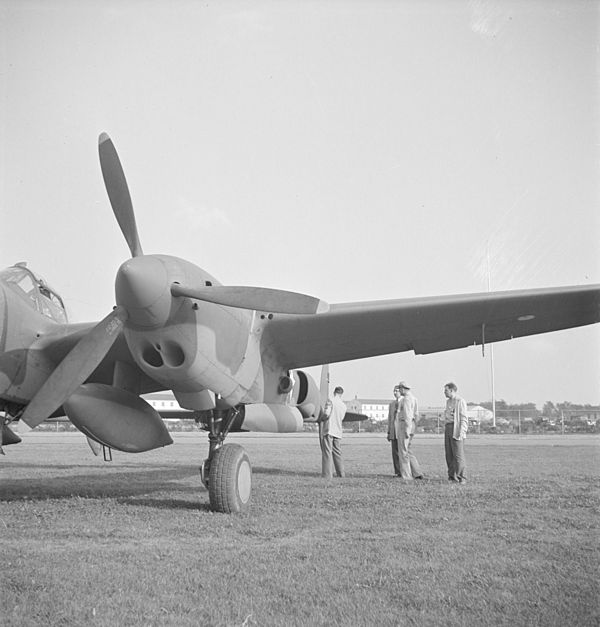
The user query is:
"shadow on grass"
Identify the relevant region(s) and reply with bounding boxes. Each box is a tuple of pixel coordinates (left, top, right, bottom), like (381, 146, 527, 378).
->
(253, 465, 318, 477)
(118, 496, 211, 512)
(252, 465, 386, 479)
(0, 465, 204, 503)
(252, 465, 441, 482)
(1, 462, 112, 471)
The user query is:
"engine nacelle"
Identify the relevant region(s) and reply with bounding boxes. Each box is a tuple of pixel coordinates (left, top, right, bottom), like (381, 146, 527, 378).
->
(240, 404, 303, 432)
(290, 370, 322, 421)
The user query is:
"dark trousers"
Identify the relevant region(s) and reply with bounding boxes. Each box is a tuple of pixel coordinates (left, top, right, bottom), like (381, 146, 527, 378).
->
(444, 422, 466, 481)
(321, 434, 344, 478)
(390, 439, 401, 475)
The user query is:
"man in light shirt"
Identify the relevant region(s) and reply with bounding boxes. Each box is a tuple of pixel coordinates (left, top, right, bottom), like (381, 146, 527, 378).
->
(443, 382, 469, 483)
(387, 385, 403, 476)
(396, 381, 424, 480)
(320, 386, 346, 478)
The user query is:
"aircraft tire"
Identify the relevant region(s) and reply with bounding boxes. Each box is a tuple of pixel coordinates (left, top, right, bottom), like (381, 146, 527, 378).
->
(208, 443, 252, 513)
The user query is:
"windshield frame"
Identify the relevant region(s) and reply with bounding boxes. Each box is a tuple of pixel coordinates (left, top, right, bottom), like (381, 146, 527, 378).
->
(0, 265, 68, 324)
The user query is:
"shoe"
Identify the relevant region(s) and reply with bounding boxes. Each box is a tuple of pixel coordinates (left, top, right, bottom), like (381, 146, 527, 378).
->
(448, 477, 457, 482)
(457, 478, 467, 484)
(414, 475, 424, 480)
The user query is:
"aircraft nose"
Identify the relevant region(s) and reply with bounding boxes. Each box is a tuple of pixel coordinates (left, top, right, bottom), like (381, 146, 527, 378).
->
(116, 256, 171, 327)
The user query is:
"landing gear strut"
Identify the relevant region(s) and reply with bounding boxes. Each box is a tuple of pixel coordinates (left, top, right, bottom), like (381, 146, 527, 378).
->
(198, 407, 252, 513)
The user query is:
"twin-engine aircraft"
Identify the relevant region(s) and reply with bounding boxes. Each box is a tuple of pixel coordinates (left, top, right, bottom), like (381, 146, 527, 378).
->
(1, 134, 598, 513)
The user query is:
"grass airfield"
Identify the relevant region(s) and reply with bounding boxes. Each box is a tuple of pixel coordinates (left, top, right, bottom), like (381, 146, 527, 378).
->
(1, 432, 598, 627)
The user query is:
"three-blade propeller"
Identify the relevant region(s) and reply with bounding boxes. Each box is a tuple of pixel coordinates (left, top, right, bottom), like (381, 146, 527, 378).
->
(20, 133, 329, 428)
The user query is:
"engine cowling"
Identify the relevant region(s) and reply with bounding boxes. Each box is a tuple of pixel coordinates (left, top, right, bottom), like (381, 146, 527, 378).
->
(290, 370, 322, 421)
(240, 404, 303, 432)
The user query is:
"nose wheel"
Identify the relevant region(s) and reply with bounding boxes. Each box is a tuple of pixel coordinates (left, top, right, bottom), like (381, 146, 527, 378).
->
(198, 407, 252, 513)
(205, 443, 252, 513)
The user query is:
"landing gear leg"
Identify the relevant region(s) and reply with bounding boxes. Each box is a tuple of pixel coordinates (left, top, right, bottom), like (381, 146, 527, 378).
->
(199, 408, 252, 513)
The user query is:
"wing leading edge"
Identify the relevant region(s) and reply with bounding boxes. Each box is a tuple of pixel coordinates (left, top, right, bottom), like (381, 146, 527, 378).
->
(265, 284, 600, 369)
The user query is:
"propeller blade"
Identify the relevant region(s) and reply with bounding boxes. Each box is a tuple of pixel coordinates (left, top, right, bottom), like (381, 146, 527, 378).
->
(20, 306, 128, 429)
(98, 133, 143, 258)
(171, 284, 329, 315)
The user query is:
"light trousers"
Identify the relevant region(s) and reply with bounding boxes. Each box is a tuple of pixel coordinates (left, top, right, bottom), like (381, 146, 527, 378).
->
(396, 428, 422, 479)
(407, 434, 422, 478)
(321, 434, 344, 478)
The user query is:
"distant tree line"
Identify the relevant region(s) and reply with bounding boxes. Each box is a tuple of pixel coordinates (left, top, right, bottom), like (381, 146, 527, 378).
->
(477, 400, 599, 419)
(340, 400, 600, 434)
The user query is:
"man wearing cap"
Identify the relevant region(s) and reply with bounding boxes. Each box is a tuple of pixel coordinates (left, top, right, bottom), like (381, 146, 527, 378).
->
(396, 381, 424, 480)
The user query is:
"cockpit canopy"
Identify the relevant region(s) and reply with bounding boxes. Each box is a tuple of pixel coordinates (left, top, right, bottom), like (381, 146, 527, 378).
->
(0, 264, 68, 324)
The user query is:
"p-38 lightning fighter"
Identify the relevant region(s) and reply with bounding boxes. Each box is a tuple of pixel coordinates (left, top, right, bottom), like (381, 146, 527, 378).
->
(1, 134, 598, 512)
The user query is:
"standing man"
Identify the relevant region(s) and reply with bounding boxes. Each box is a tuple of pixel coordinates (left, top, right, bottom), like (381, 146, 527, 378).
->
(398, 382, 424, 479)
(443, 382, 468, 483)
(387, 385, 403, 476)
(389, 381, 415, 480)
(320, 386, 346, 478)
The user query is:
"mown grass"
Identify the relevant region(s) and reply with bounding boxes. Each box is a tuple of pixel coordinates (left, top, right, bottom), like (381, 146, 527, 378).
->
(1, 433, 598, 626)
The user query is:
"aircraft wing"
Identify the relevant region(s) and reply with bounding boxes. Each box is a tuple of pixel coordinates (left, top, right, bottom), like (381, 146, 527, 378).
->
(265, 284, 600, 369)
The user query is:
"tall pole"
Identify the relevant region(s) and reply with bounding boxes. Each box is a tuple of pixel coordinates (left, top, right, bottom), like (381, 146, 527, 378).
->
(490, 344, 496, 428)
(487, 243, 496, 428)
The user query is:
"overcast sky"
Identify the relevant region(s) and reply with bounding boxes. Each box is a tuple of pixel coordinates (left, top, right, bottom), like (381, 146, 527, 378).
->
(1, 0, 598, 407)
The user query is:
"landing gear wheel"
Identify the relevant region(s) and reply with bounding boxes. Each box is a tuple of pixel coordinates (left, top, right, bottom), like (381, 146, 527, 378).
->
(208, 443, 252, 513)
